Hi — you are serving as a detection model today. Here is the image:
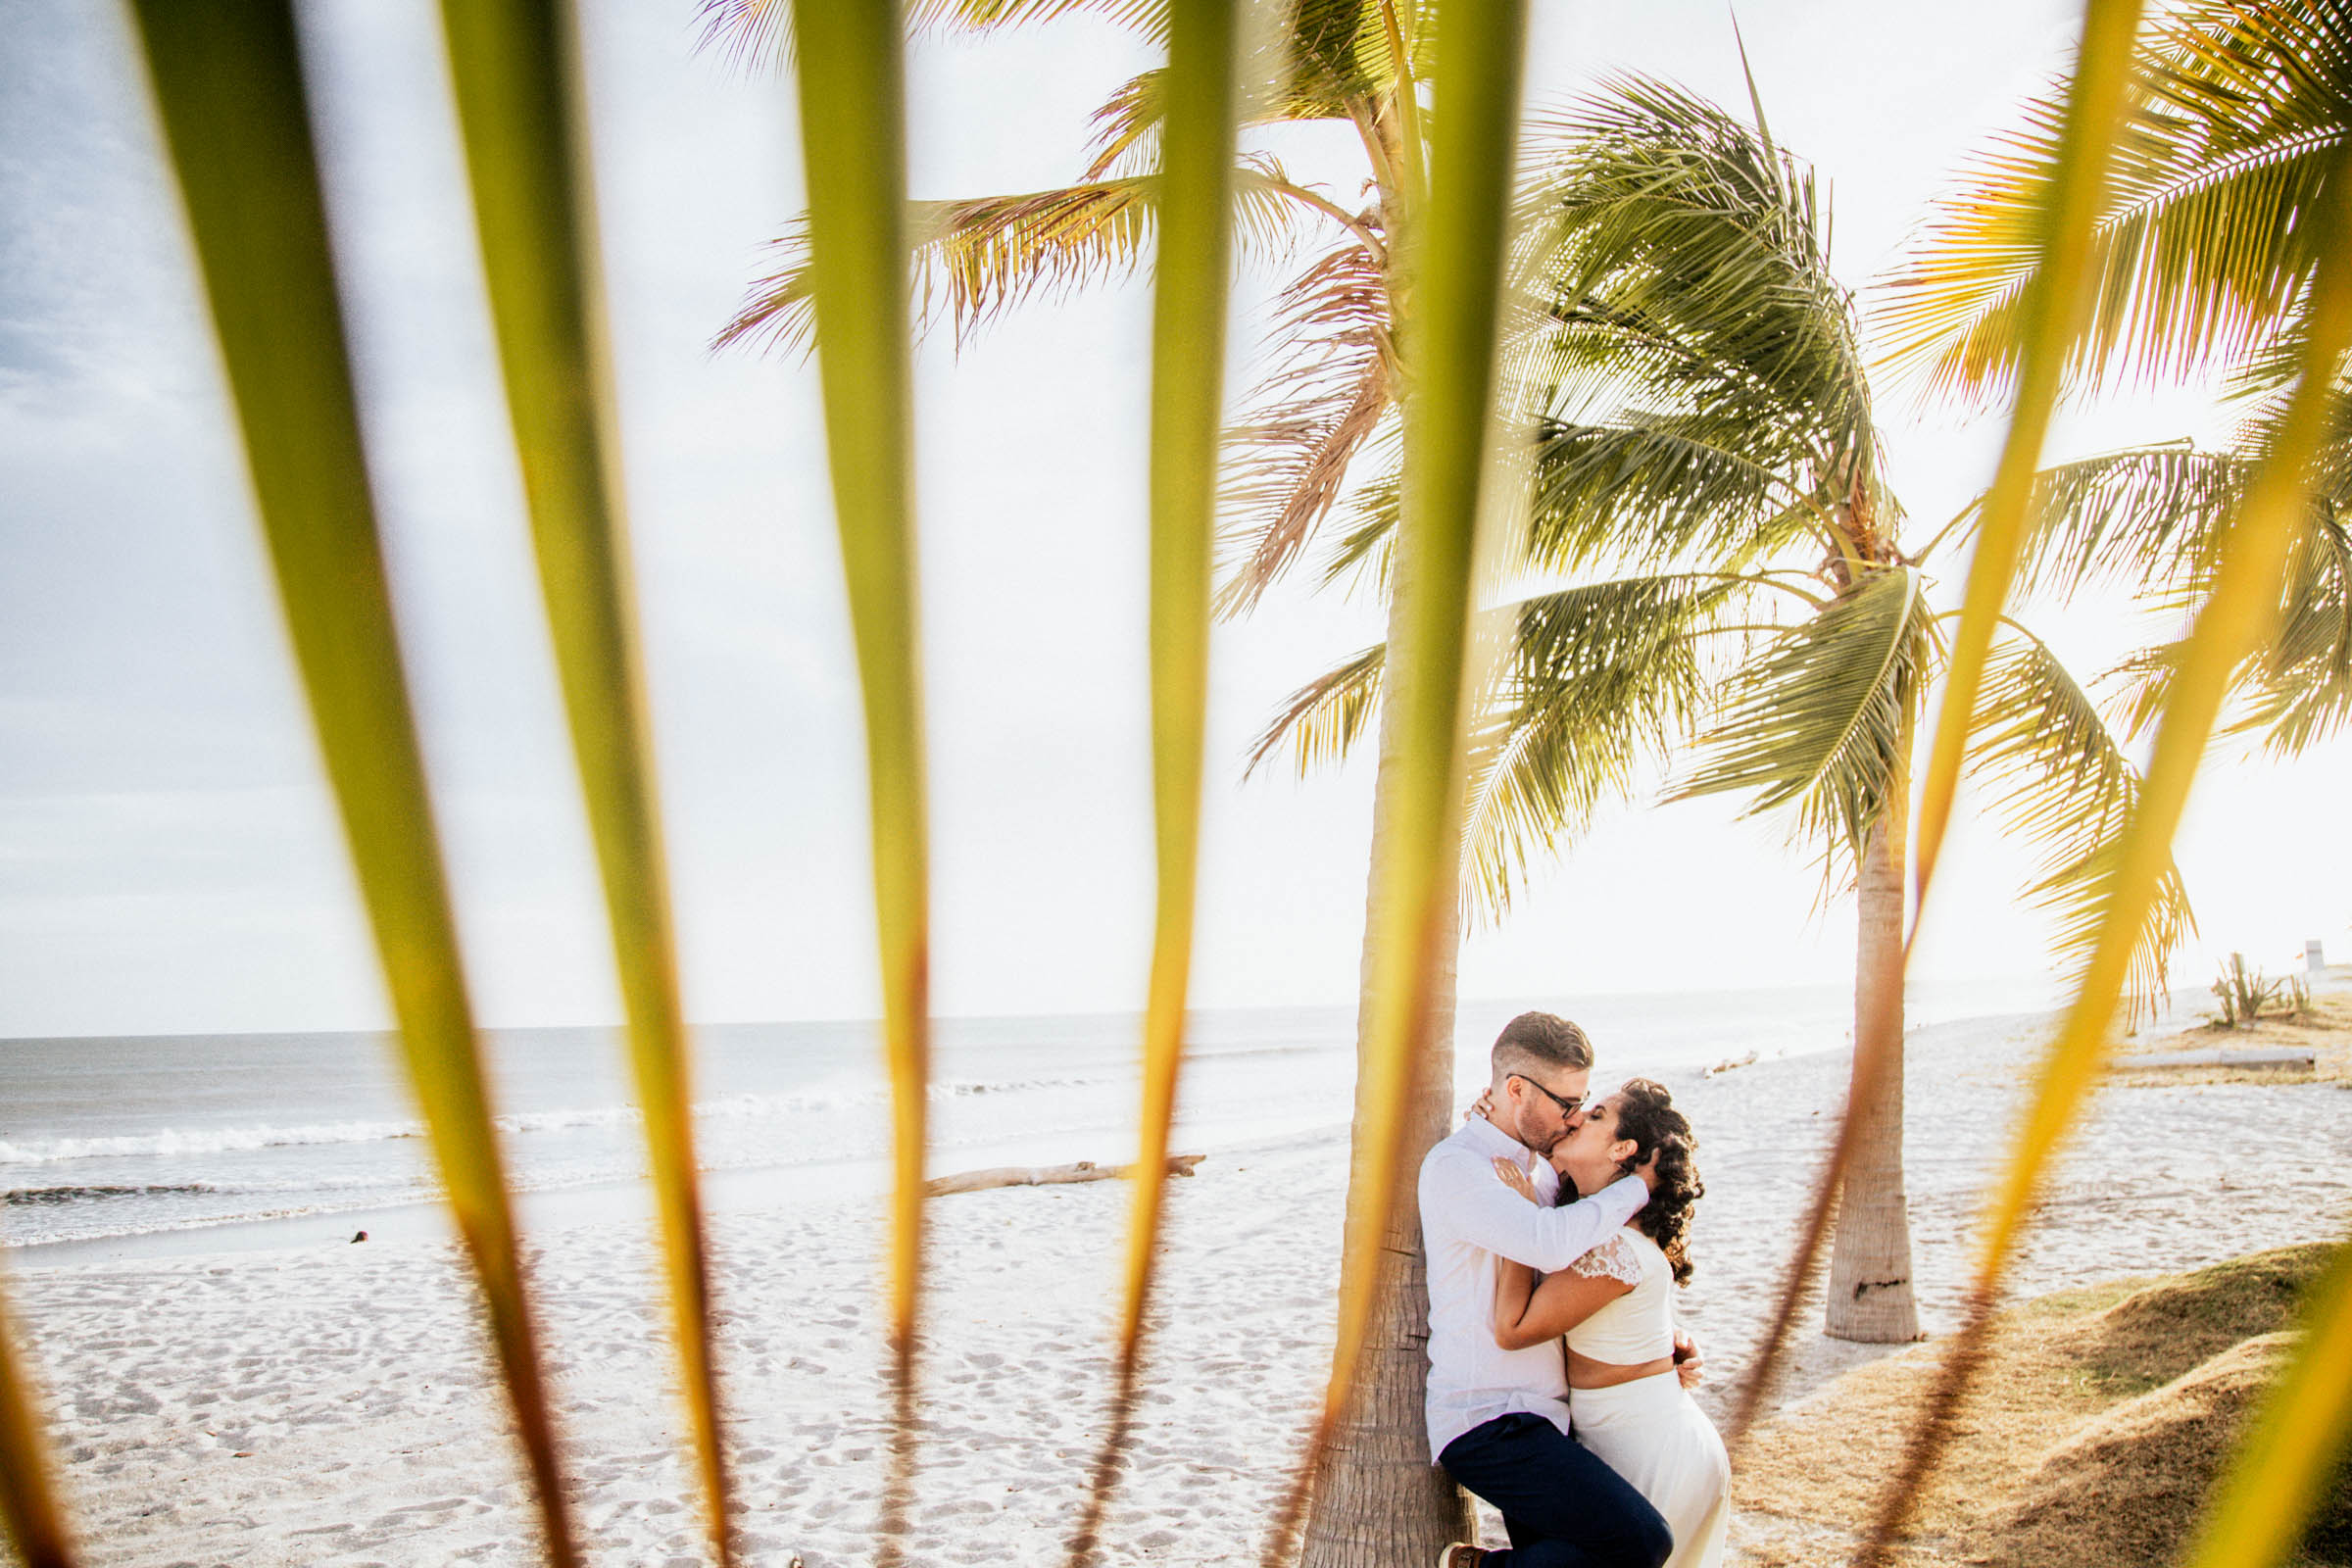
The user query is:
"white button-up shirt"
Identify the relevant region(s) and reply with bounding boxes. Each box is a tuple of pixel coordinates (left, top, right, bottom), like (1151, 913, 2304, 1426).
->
(1417, 1114, 1648, 1459)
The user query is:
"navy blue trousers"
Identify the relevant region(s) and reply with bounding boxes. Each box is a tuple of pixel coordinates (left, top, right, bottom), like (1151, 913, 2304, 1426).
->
(1438, 1411, 1673, 1568)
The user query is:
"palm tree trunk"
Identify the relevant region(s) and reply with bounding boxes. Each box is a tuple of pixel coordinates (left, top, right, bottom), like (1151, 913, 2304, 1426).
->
(1298, 591, 1476, 1568)
(1825, 758, 1925, 1343)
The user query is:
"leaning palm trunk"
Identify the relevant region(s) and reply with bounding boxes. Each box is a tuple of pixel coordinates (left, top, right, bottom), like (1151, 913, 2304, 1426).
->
(1300, 594, 1477, 1566)
(1825, 763, 1924, 1342)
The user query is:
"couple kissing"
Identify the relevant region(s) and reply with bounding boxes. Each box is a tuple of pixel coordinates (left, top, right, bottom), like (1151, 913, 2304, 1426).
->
(1419, 1011, 1729, 1568)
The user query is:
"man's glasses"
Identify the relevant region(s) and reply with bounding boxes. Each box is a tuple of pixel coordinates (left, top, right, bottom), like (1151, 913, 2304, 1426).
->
(1510, 1073, 1587, 1117)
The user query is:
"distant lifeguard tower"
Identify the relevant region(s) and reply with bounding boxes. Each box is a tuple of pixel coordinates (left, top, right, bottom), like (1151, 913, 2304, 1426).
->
(2311, 939, 2328, 976)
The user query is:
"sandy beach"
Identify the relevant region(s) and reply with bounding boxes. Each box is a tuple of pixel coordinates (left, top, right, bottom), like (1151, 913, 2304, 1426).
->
(9, 991, 2351, 1567)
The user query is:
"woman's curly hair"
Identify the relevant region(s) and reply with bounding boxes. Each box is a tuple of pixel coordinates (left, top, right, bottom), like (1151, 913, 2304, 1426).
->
(1555, 1076, 1702, 1284)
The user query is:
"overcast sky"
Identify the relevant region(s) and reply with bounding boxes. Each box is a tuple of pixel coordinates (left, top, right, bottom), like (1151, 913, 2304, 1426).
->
(4, 0, 2348, 1038)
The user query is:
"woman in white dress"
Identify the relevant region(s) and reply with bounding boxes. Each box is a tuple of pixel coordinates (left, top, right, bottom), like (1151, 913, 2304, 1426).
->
(1489, 1078, 1729, 1568)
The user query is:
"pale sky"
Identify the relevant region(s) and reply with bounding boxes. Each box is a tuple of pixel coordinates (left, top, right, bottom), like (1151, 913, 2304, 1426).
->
(3, 0, 2347, 1038)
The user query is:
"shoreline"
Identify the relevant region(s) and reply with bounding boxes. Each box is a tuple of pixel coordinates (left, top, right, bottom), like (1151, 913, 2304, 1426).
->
(9, 989, 2349, 1565)
(3, 984, 2082, 1266)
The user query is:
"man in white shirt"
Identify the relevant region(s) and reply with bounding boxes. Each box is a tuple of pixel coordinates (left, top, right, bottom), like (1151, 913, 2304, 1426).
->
(1420, 1011, 1673, 1568)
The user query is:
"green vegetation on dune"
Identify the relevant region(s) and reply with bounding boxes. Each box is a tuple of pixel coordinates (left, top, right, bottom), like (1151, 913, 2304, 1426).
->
(1741, 1245, 2352, 1567)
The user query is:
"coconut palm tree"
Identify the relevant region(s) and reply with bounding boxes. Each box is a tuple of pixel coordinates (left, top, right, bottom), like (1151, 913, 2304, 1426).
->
(1249, 78, 2197, 1347)
(1875, 0, 2352, 758)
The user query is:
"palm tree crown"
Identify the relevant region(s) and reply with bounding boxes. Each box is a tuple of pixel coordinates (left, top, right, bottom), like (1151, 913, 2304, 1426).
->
(1261, 79, 2190, 1000)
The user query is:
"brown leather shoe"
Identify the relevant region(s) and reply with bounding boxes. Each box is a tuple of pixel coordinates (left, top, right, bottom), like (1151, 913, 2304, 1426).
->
(1435, 1546, 1487, 1568)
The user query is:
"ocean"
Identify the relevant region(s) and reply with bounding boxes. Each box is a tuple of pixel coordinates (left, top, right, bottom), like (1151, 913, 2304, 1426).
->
(0, 977, 2064, 1259)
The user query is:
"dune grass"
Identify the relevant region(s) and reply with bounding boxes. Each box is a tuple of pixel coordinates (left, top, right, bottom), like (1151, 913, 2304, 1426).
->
(1739, 1245, 2352, 1567)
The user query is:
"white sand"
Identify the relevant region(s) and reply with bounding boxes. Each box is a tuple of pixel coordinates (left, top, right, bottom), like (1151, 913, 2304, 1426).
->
(11, 1006, 2351, 1567)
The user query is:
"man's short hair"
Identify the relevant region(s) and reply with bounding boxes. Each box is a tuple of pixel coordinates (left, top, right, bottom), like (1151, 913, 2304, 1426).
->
(1491, 1010, 1592, 1081)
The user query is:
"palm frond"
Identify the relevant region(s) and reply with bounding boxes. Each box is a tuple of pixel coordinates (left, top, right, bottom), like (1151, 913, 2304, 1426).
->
(2001, 441, 2252, 599)
(1066, 0, 1243, 1559)
(907, 0, 1170, 38)
(1678, 565, 1932, 870)
(1858, 138, 2352, 1568)
(1216, 240, 1395, 614)
(435, 0, 732, 1554)
(1521, 77, 1872, 449)
(0, 1261, 74, 1568)
(1316, 465, 1400, 600)
(1965, 626, 2194, 1021)
(1877, 0, 2352, 406)
(1259, 0, 1533, 1557)
(1247, 641, 1387, 777)
(1084, 66, 1168, 180)
(717, 170, 1303, 359)
(695, 0, 1170, 70)
(1523, 413, 1825, 572)
(1463, 574, 1747, 917)
(127, 7, 580, 1561)
(1904, 0, 2147, 957)
(783, 0, 932, 1558)
(2239, 506, 2352, 749)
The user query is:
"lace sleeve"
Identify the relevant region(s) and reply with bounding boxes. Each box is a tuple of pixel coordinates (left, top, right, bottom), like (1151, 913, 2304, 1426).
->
(1566, 1231, 1643, 1287)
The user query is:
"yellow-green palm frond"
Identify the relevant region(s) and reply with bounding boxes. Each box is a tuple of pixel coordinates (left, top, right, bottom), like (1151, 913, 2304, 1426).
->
(1877, 0, 2352, 406)
(1217, 240, 1396, 614)
(127, 5, 579, 1560)
(717, 170, 1303, 358)
(1273, 0, 1415, 120)
(1858, 135, 2352, 1568)
(907, 0, 1169, 32)
(1966, 626, 2194, 1021)
(1067, 4, 1245, 1556)
(1259, 0, 1534, 1554)
(434, 0, 732, 1554)
(1678, 565, 1934, 874)
(782, 0, 932, 1557)
(0, 1260, 74, 1568)
(1084, 67, 1172, 181)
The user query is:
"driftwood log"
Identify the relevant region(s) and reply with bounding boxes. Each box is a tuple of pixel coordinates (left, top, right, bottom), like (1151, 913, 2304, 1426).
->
(923, 1152, 1205, 1198)
(2117, 1047, 2316, 1070)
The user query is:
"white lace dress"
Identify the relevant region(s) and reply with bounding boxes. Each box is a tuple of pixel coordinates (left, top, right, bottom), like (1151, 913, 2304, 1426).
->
(1561, 1228, 1730, 1568)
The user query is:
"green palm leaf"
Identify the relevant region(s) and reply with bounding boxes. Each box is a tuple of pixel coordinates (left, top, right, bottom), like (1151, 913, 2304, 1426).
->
(1877, 0, 2352, 405)
(1523, 414, 1830, 572)
(1464, 575, 1747, 917)
(434, 0, 732, 1557)
(125, 7, 580, 1563)
(1859, 140, 2352, 1568)
(0, 1261, 74, 1568)
(2000, 440, 2250, 599)
(1907, 0, 2147, 947)
(1064, 8, 1243, 1564)
(1258, 0, 1534, 1558)
(783, 1, 932, 1559)
(2242, 507, 2352, 748)
(1965, 625, 2194, 1019)
(715, 170, 1305, 358)
(1678, 565, 1933, 868)
(696, 0, 1171, 69)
